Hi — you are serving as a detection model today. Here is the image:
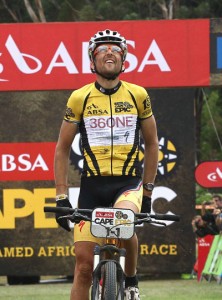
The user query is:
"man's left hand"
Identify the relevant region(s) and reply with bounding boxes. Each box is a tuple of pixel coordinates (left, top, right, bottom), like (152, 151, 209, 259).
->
(141, 195, 152, 213)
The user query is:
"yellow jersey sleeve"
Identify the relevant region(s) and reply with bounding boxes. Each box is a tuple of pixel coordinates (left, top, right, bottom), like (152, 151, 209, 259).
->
(121, 81, 153, 120)
(64, 83, 93, 123)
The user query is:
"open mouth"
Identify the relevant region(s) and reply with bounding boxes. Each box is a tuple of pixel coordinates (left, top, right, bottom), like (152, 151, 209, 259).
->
(105, 59, 115, 64)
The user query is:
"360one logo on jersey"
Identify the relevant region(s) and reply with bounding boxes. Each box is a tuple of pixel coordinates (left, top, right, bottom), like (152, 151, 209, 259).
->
(88, 115, 134, 129)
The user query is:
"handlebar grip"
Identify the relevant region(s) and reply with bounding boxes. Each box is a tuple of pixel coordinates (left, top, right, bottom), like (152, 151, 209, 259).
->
(44, 206, 74, 214)
(152, 213, 180, 222)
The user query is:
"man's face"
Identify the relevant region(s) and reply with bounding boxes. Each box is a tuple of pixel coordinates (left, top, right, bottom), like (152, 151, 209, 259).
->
(195, 216, 205, 227)
(213, 197, 222, 208)
(91, 43, 124, 79)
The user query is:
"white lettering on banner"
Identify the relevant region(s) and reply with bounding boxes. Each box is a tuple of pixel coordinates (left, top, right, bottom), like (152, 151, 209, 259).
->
(82, 42, 91, 73)
(0, 35, 171, 76)
(0, 53, 8, 81)
(151, 186, 177, 226)
(46, 42, 78, 74)
(124, 40, 137, 73)
(5, 35, 42, 74)
(199, 238, 211, 247)
(1, 154, 49, 172)
(207, 167, 222, 182)
(0, 54, 3, 72)
(138, 40, 171, 72)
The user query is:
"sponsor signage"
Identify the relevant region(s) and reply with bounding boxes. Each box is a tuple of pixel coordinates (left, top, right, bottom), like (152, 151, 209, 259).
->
(0, 142, 55, 181)
(95, 211, 114, 218)
(210, 33, 222, 74)
(0, 77, 196, 274)
(210, 19, 222, 85)
(197, 235, 214, 281)
(217, 37, 222, 69)
(0, 19, 209, 91)
(195, 161, 222, 188)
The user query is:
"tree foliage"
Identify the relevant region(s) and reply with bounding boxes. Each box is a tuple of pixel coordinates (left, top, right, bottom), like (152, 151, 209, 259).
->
(1, 0, 222, 23)
(200, 88, 222, 161)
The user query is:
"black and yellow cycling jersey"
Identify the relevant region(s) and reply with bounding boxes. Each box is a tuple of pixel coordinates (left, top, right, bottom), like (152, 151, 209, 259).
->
(64, 80, 153, 177)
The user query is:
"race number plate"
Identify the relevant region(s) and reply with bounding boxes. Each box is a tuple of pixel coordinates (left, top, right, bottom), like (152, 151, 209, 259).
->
(91, 207, 135, 239)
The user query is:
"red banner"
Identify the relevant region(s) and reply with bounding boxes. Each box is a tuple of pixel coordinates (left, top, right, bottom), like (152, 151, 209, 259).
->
(197, 235, 214, 281)
(0, 142, 55, 181)
(195, 161, 222, 188)
(0, 20, 209, 91)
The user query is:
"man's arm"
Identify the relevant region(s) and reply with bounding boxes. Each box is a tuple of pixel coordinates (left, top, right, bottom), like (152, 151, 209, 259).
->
(194, 228, 207, 238)
(140, 115, 159, 197)
(54, 120, 78, 231)
(54, 120, 78, 195)
(139, 115, 158, 213)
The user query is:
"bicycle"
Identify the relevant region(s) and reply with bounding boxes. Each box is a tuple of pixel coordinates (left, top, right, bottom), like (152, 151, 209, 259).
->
(44, 206, 180, 300)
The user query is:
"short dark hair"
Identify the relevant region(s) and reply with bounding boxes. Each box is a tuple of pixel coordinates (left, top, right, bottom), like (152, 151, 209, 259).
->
(213, 194, 222, 201)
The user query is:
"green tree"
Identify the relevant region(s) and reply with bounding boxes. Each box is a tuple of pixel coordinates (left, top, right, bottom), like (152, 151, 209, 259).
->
(1, 0, 222, 22)
(200, 88, 222, 161)
(176, 0, 222, 19)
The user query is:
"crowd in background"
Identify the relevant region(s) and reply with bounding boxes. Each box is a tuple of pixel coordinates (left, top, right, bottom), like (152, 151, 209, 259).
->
(192, 195, 222, 237)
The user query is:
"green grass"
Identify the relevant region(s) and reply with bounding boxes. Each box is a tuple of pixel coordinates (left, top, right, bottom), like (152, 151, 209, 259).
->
(0, 276, 221, 299)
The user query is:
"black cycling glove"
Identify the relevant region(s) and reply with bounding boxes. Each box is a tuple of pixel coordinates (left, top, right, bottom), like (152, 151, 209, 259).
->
(56, 195, 72, 232)
(141, 195, 152, 214)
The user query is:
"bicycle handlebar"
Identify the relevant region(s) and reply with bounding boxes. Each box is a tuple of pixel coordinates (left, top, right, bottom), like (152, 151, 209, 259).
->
(139, 213, 180, 222)
(44, 207, 92, 214)
(44, 206, 180, 222)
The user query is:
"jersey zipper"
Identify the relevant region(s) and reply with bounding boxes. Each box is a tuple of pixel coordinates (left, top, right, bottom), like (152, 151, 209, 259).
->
(109, 94, 114, 175)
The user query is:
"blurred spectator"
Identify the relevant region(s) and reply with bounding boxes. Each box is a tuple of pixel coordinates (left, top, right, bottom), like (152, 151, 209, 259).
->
(192, 194, 222, 237)
(215, 212, 222, 232)
(212, 194, 222, 214)
(191, 195, 222, 277)
(201, 194, 222, 216)
(191, 214, 220, 237)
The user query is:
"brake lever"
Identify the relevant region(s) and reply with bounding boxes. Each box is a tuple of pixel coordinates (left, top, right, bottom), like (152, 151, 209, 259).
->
(58, 212, 91, 223)
(58, 214, 72, 220)
(151, 220, 166, 226)
(134, 218, 167, 226)
(135, 217, 151, 225)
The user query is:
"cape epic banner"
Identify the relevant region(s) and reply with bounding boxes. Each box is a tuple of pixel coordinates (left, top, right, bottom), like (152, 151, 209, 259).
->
(0, 88, 196, 275)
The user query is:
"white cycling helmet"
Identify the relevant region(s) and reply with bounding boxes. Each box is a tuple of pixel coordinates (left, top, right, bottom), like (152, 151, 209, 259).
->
(88, 29, 127, 61)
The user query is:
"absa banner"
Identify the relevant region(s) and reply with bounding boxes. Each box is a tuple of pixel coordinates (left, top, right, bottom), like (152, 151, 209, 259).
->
(0, 142, 55, 181)
(0, 19, 209, 91)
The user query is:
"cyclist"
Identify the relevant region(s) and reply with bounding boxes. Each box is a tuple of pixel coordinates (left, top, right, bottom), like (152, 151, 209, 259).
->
(54, 29, 159, 300)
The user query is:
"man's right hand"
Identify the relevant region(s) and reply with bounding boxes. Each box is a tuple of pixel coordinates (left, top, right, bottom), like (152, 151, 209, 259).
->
(55, 194, 72, 232)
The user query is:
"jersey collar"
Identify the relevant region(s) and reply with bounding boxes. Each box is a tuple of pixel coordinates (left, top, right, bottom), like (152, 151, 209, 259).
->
(95, 81, 122, 95)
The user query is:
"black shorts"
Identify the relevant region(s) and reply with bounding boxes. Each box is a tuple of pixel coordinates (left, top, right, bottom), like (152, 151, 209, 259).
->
(78, 176, 142, 209)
